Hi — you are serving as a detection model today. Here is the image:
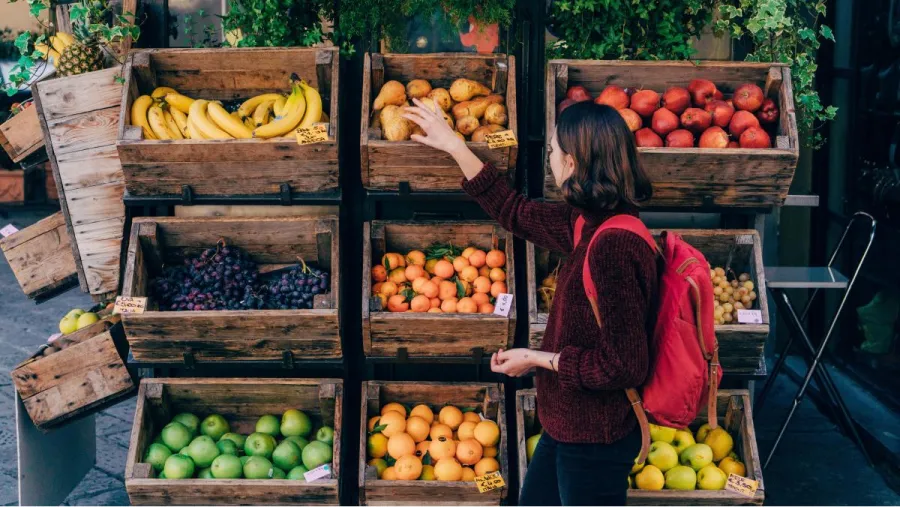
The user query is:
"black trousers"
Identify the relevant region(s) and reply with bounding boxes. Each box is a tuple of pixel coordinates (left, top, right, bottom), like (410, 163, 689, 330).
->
(520, 427, 641, 506)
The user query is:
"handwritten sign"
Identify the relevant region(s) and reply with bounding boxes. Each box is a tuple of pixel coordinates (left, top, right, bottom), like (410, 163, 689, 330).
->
(0, 224, 19, 237)
(485, 130, 518, 149)
(304, 463, 331, 482)
(113, 296, 147, 315)
(736, 309, 763, 324)
(493, 293, 514, 317)
(475, 471, 506, 493)
(725, 474, 759, 498)
(295, 124, 329, 145)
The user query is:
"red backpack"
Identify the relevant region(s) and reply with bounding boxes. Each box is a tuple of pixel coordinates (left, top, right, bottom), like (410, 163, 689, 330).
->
(574, 215, 722, 464)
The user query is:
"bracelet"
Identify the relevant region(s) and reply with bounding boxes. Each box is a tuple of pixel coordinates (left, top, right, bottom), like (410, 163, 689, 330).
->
(550, 352, 560, 372)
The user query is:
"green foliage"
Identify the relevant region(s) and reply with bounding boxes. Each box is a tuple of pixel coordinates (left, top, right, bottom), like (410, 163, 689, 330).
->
(221, 0, 334, 49)
(716, 0, 837, 148)
(173, 9, 219, 48)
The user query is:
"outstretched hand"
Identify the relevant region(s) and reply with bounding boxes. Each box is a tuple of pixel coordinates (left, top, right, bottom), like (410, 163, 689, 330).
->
(403, 98, 465, 154)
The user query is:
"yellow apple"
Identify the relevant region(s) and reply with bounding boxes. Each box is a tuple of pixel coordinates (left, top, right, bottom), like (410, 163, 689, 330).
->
(646, 441, 678, 472)
(697, 463, 727, 490)
(680, 443, 714, 471)
(75, 312, 99, 330)
(704, 427, 734, 462)
(718, 457, 746, 477)
(695, 423, 712, 443)
(664, 465, 697, 490)
(649, 423, 677, 443)
(635, 464, 665, 490)
(672, 429, 696, 455)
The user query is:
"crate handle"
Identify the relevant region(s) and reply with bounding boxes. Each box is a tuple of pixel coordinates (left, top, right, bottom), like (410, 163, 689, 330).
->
(282, 350, 294, 369)
(182, 347, 195, 369)
(280, 183, 293, 206)
(181, 184, 194, 206)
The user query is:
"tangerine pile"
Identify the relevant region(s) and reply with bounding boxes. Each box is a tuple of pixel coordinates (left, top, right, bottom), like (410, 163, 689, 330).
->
(366, 402, 501, 481)
(371, 245, 508, 314)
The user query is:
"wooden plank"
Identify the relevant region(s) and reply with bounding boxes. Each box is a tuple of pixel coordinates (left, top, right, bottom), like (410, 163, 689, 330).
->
(360, 53, 371, 184)
(0, 170, 25, 203)
(0, 106, 45, 162)
(55, 145, 124, 192)
(0, 212, 78, 299)
(173, 205, 339, 218)
(33, 68, 124, 121)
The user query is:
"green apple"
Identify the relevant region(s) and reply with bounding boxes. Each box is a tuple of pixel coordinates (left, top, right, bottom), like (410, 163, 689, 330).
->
(201, 414, 230, 441)
(245, 432, 277, 458)
(672, 429, 696, 455)
(315, 426, 334, 445)
(219, 433, 247, 449)
(272, 440, 302, 471)
(65, 308, 85, 320)
(301, 440, 332, 470)
(240, 456, 251, 466)
(157, 471, 166, 479)
(179, 447, 191, 457)
(59, 315, 78, 335)
(243, 456, 275, 479)
(284, 436, 309, 450)
(161, 421, 192, 452)
(280, 409, 312, 437)
(526, 434, 541, 463)
(211, 454, 243, 479)
(75, 312, 99, 330)
(634, 464, 664, 490)
(665, 465, 697, 490)
(172, 413, 200, 436)
(197, 467, 214, 479)
(152, 434, 164, 445)
(187, 435, 220, 468)
(287, 465, 308, 480)
(646, 441, 678, 472)
(144, 443, 172, 472)
(680, 443, 714, 471)
(256, 414, 280, 437)
(217, 439, 239, 456)
(695, 423, 712, 443)
(271, 467, 286, 479)
(649, 423, 677, 444)
(697, 464, 727, 490)
(163, 454, 195, 479)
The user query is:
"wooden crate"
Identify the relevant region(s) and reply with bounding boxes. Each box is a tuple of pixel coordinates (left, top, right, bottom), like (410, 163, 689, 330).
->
(527, 229, 768, 374)
(0, 211, 79, 299)
(0, 170, 25, 203)
(121, 216, 341, 363)
(361, 221, 516, 358)
(0, 106, 45, 163)
(11, 319, 135, 429)
(544, 60, 799, 208)
(359, 381, 508, 505)
(125, 378, 342, 505)
(117, 47, 339, 198)
(515, 389, 764, 505)
(361, 52, 517, 192)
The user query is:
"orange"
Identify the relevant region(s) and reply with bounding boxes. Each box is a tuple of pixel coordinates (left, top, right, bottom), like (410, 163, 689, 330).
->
(424, 258, 439, 275)
(381, 402, 407, 416)
(427, 308, 443, 313)
(378, 410, 406, 437)
(430, 423, 453, 441)
(389, 267, 407, 284)
(483, 446, 498, 458)
(415, 441, 430, 460)
(387, 294, 409, 312)
(463, 412, 481, 424)
(456, 439, 484, 465)
(473, 276, 492, 294)
(461, 467, 476, 481)
(406, 416, 430, 443)
(371, 265, 387, 282)
(406, 250, 426, 267)
(381, 466, 397, 480)
(474, 457, 500, 476)
(457, 297, 477, 314)
(490, 281, 508, 298)
(452, 256, 470, 273)
(479, 303, 495, 314)
(461, 247, 478, 259)
(431, 276, 445, 286)
(419, 464, 436, 480)
(479, 266, 491, 277)
(373, 282, 385, 294)
(411, 277, 429, 293)
(367, 433, 388, 458)
(489, 267, 506, 282)
(468, 250, 487, 268)
(405, 265, 425, 281)
(394, 455, 423, 480)
(430, 297, 441, 308)
(368, 458, 388, 478)
(387, 432, 416, 458)
(486, 250, 506, 268)
(439, 405, 464, 430)
(420, 280, 439, 299)
(368, 415, 382, 432)
(410, 295, 430, 312)
(410, 404, 434, 424)
(434, 259, 454, 279)
(438, 281, 457, 300)
(471, 293, 490, 306)
(474, 420, 500, 447)
(460, 266, 479, 283)
(440, 298, 458, 313)
(434, 459, 463, 481)
(457, 421, 477, 440)
(429, 436, 457, 460)
(380, 281, 398, 297)
(382, 253, 406, 269)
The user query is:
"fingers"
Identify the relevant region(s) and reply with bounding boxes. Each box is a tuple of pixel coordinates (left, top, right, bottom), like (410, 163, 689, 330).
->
(410, 134, 439, 149)
(412, 97, 443, 119)
(402, 112, 428, 130)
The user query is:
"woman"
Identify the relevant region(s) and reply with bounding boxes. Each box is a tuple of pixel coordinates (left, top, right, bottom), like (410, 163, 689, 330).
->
(403, 100, 658, 506)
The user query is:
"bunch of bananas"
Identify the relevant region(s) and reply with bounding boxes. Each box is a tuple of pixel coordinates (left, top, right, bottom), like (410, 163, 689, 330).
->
(129, 73, 325, 141)
(34, 31, 76, 64)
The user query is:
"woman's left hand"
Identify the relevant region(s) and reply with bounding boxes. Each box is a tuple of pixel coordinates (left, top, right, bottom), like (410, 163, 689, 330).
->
(491, 348, 537, 377)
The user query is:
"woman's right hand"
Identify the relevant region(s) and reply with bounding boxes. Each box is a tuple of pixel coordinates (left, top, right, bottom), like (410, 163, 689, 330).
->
(403, 98, 485, 180)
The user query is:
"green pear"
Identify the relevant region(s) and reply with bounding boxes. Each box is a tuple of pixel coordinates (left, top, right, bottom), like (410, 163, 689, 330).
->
(211, 454, 243, 479)
(665, 465, 697, 490)
(172, 413, 200, 436)
(271, 467, 286, 479)
(197, 467, 214, 479)
(697, 464, 727, 490)
(315, 426, 334, 445)
(284, 436, 309, 450)
(649, 423, 677, 444)
(186, 435, 220, 468)
(301, 440, 332, 470)
(219, 432, 247, 449)
(217, 439, 239, 456)
(680, 443, 714, 471)
(672, 429, 696, 455)
(646, 441, 678, 472)
(272, 440, 302, 471)
(256, 414, 280, 437)
(144, 443, 172, 472)
(160, 422, 192, 452)
(201, 414, 230, 441)
(287, 465, 308, 480)
(243, 456, 275, 479)
(244, 432, 277, 458)
(280, 409, 312, 437)
(163, 454, 195, 479)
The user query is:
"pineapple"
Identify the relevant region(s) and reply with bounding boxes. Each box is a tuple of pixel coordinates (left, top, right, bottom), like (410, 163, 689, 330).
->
(55, 2, 108, 77)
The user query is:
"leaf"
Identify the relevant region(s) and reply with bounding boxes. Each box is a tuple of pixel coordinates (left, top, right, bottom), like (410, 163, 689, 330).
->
(69, 4, 88, 21)
(819, 25, 834, 42)
(372, 423, 388, 434)
(456, 279, 465, 299)
(383, 257, 391, 271)
(422, 452, 432, 465)
(461, 407, 477, 413)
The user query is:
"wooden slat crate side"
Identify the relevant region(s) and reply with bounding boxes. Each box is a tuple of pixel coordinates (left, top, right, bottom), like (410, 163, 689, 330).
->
(0, 170, 25, 203)
(0, 106, 45, 162)
(515, 389, 537, 496)
(0, 211, 78, 298)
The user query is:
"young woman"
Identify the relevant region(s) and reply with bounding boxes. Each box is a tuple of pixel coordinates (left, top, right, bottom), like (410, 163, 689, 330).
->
(403, 100, 659, 506)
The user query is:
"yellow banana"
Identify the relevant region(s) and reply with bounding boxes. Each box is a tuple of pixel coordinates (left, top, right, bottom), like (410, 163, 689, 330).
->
(55, 31, 75, 48)
(152, 86, 178, 99)
(49, 35, 67, 54)
(34, 43, 49, 59)
(253, 78, 307, 138)
(189, 100, 231, 139)
(186, 114, 206, 140)
(148, 105, 172, 140)
(237, 93, 284, 119)
(169, 107, 189, 138)
(206, 101, 251, 139)
(273, 95, 288, 117)
(130, 95, 157, 140)
(244, 117, 255, 130)
(164, 92, 194, 115)
(48, 48, 60, 63)
(253, 100, 274, 127)
(163, 109, 184, 140)
(297, 80, 323, 129)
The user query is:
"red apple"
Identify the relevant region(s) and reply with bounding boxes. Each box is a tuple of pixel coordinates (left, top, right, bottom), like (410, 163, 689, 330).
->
(726, 98, 734, 109)
(729, 110, 761, 137)
(566, 85, 592, 102)
(595, 86, 630, 110)
(714, 89, 724, 100)
(635, 128, 663, 148)
(727, 141, 740, 148)
(705, 100, 735, 128)
(651, 108, 680, 136)
(631, 90, 661, 117)
(662, 87, 691, 115)
(733, 83, 765, 112)
(618, 108, 642, 132)
(699, 127, 730, 148)
(558, 98, 576, 115)
(757, 98, 779, 124)
(688, 79, 718, 108)
(680, 108, 712, 133)
(665, 129, 695, 148)
(739, 126, 771, 148)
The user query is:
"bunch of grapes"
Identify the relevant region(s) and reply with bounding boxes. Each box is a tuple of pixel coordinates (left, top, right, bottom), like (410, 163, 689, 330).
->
(710, 266, 757, 324)
(262, 263, 330, 310)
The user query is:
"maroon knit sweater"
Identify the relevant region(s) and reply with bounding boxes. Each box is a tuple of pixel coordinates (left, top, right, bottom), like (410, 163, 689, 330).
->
(463, 164, 659, 444)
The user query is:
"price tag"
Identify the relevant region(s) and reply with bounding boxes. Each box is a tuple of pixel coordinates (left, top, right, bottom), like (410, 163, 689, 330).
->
(113, 296, 147, 315)
(475, 471, 506, 493)
(47, 332, 63, 344)
(0, 224, 19, 237)
(725, 474, 759, 498)
(493, 293, 514, 317)
(295, 123, 329, 145)
(485, 130, 518, 149)
(736, 309, 763, 324)
(304, 463, 332, 482)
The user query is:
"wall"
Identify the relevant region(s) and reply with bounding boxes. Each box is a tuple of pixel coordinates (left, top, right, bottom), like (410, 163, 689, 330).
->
(0, 2, 44, 33)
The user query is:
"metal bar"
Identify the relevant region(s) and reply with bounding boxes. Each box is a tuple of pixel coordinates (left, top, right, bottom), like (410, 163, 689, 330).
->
(123, 190, 342, 207)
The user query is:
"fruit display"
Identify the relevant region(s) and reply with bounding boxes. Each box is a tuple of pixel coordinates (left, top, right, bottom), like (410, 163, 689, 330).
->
(42, 304, 115, 356)
(709, 266, 758, 325)
(140, 409, 334, 480)
(129, 74, 325, 141)
(370, 244, 508, 314)
(560, 80, 779, 149)
(34, 26, 104, 77)
(149, 242, 330, 311)
(371, 78, 508, 142)
(365, 401, 502, 481)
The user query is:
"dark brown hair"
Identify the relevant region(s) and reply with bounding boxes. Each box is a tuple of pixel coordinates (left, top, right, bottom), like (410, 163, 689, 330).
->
(556, 102, 652, 212)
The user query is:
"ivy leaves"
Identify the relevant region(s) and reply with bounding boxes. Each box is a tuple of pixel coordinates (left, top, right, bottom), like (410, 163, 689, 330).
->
(221, 0, 332, 49)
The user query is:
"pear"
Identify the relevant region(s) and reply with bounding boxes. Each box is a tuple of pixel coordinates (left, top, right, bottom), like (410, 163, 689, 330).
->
(373, 81, 407, 111)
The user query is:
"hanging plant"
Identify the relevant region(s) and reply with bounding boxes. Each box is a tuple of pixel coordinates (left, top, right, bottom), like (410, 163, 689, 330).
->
(221, 0, 337, 49)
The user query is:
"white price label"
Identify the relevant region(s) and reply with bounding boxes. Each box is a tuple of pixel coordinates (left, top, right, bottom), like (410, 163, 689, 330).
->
(304, 463, 331, 482)
(113, 296, 147, 314)
(0, 224, 19, 237)
(47, 332, 63, 344)
(725, 474, 759, 497)
(736, 309, 763, 324)
(493, 293, 514, 317)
